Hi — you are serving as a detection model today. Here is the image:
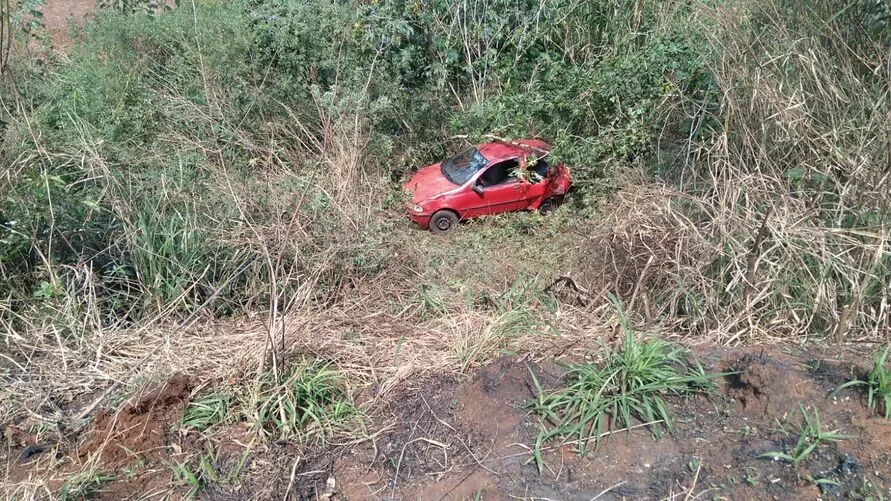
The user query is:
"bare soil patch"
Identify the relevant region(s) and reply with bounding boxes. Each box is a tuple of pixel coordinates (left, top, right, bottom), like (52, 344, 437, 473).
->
(39, 0, 95, 48)
(334, 347, 891, 500)
(78, 374, 192, 467)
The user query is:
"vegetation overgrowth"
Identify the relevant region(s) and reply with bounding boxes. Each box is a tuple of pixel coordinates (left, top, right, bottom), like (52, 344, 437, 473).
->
(0, 0, 889, 494)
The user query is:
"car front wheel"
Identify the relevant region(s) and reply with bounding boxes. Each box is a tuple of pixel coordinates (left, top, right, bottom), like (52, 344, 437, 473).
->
(429, 210, 458, 234)
(538, 196, 564, 215)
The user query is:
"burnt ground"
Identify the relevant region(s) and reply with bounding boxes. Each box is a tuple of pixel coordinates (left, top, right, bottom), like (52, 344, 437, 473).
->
(3, 345, 891, 500)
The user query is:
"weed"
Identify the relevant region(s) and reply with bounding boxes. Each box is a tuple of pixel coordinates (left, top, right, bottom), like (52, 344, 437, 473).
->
(399, 283, 449, 320)
(181, 357, 357, 443)
(182, 390, 232, 431)
(59, 468, 114, 501)
(849, 477, 886, 501)
(744, 471, 759, 486)
(805, 474, 840, 492)
(248, 357, 356, 441)
(758, 405, 851, 465)
(527, 302, 722, 473)
(832, 347, 891, 419)
(165, 458, 203, 499)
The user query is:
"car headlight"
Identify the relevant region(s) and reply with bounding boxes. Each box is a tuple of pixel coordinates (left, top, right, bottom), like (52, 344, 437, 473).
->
(408, 203, 423, 213)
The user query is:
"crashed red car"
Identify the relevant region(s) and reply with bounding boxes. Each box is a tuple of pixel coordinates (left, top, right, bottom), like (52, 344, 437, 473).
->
(403, 139, 571, 233)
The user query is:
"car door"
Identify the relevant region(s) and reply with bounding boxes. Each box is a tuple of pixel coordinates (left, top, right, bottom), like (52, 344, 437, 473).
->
(516, 157, 549, 208)
(463, 158, 527, 218)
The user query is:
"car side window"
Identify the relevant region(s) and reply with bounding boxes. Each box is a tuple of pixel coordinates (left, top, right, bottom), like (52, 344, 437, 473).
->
(477, 159, 519, 188)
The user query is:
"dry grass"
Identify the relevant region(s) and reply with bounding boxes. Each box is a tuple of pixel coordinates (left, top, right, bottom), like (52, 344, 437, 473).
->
(571, 0, 891, 344)
(0, 274, 606, 496)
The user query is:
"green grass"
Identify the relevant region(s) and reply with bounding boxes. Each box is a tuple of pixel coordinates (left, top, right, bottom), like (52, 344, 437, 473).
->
(182, 357, 357, 443)
(182, 390, 232, 431)
(526, 303, 721, 473)
(59, 468, 114, 501)
(248, 358, 356, 441)
(758, 405, 850, 465)
(832, 347, 891, 419)
(164, 458, 203, 499)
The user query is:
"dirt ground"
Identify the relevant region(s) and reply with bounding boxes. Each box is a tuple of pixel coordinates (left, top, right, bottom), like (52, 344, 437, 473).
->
(3, 344, 891, 500)
(37, 0, 95, 47)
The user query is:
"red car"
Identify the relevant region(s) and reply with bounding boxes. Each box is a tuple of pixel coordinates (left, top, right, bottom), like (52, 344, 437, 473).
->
(403, 139, 571, 233)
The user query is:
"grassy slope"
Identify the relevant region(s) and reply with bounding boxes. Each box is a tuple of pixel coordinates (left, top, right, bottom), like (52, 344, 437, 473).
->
(0, 0, 889, 497)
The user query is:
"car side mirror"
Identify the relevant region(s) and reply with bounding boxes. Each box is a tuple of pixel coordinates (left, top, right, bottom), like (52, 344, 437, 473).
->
(472, 184, 484, 196)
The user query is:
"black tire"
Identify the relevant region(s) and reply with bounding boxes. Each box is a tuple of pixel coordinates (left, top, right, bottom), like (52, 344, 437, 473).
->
(429, 210, 458, 234)
(538, 196, 564, 215)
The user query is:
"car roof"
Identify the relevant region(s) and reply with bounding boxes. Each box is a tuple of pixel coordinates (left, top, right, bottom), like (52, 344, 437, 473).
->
(477, 139, 550, 163)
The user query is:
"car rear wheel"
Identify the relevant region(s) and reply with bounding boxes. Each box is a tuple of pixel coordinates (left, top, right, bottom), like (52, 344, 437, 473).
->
(429, 210, 458, 234)
(538, 196, 564, 215)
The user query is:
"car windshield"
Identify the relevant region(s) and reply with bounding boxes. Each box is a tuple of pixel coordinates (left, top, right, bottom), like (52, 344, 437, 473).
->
(440, 147, 488, 185)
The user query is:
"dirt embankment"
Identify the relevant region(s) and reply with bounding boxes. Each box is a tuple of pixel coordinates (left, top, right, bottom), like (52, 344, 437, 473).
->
(333, 349, 891, 500)
(3, 346, 891, 500)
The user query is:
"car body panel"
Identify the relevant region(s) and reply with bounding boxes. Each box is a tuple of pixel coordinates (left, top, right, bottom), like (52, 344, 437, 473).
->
(404, 139, 571, 230)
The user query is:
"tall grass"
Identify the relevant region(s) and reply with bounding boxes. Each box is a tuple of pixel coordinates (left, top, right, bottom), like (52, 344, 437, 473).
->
(582, 0, 891, 342)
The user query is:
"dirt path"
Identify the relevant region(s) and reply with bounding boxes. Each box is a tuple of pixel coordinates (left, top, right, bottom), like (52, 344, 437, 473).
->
(3, 345, 891, 499)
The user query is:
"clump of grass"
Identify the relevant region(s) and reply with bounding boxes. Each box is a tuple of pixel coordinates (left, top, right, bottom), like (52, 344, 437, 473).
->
(58, 467, 114, 501)
(758, 405, 850, 465)
(527, 306, 721, 473)
(164, 458, 204, 500)
(182, 390, 232, 431)
(249, 358, 355, 440)
(182, 357, 357, 443)
(832, 347, 890, 419)
(397, 283, 449, 320)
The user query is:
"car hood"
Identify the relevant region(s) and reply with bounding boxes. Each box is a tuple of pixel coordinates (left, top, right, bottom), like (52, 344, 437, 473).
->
(404, 163, 460, 203)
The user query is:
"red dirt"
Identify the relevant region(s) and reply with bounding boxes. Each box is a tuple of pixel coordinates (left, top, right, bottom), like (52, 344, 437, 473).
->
(4, 346, 891, 499)
(334, 347, 891, 500)
(39, 0, 95, 48)
(78, 374, 192, 468)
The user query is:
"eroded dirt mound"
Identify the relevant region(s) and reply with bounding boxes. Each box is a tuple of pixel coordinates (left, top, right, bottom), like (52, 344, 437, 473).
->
(725, 351, 820, 415)
(79, 374, 192, 467)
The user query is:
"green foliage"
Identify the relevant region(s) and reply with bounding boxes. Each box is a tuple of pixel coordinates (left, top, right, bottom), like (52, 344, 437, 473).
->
(9, 0, 45, 37)
(1, 0, 886, 338)
(758, 405, 850, 465)
(59, 468, 114, 501)
(526, 300, 721, 474)
(182, 390, 232, 431)
(249, 358, 355, 441)
(832, 347, 891, 419)
(98, 0, 171, 15)
(181, 357, 357, 442)
(164, 458, 203, 499)
(398, 283, 449, 320)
